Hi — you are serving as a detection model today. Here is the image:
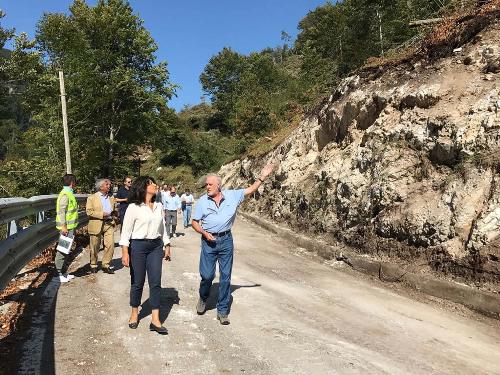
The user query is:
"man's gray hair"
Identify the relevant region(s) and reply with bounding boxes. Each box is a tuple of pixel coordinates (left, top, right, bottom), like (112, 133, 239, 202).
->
(205, 174, 222, 187)
(95, 178, 110, 192)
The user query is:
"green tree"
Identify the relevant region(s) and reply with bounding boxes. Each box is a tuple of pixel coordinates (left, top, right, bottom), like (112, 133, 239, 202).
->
(1, 0, 176, 195)
(34, 0, 176, 180)
(1, 31, 71, 195)
(0, 11, 16, 160)
(200, 47, 247, 130)
(294, 0, 454, 94)
(178, 102, 219, 131)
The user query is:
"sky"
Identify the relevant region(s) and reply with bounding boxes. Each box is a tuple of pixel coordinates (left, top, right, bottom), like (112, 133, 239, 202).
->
(1, 0, 329, 111)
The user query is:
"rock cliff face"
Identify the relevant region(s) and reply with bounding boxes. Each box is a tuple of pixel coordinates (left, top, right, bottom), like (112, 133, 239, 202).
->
(219, 20, 500, 284)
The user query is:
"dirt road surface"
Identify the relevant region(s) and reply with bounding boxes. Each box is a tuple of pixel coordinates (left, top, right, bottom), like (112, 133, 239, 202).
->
(16, 217, 500, 374)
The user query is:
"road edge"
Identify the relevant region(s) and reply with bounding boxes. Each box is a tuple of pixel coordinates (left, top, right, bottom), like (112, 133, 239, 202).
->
(240, 211, 500, 320)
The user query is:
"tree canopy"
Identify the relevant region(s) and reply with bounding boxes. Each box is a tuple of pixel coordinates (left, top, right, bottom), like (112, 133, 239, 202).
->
(1, 0, 176, 194)
(1, 0, 459, 196)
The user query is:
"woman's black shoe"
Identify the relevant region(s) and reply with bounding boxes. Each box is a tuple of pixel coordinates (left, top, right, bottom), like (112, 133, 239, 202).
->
(128, 321, 138, 329)
(149, 323, 168, 335)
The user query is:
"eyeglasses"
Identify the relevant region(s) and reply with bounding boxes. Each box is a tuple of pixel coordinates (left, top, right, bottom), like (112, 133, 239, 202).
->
(146, 180, 157, 186)
(126, 180, 132, 184)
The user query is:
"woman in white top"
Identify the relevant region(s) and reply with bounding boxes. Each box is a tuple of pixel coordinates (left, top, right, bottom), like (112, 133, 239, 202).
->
(120, 176, 171, 334)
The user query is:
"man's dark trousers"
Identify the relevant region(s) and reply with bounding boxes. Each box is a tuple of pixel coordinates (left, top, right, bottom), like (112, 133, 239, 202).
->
(165, 210, 177, 237)
(199, 232, 233, 315)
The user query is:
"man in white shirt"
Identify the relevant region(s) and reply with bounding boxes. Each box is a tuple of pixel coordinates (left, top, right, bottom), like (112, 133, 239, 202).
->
(180, 189, 194, 228)
(162, 186, 181, 237)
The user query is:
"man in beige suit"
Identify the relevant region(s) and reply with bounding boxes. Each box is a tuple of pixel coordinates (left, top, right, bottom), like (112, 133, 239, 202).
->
(86, 178, 118, 274)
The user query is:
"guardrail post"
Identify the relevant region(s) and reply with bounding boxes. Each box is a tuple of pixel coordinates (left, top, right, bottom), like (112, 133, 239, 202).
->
(36, 211, 45, 224)
(7, 220, 18, 236)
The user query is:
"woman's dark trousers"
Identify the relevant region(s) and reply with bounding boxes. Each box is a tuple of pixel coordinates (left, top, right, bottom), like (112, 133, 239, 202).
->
(129, 238, 163, 309)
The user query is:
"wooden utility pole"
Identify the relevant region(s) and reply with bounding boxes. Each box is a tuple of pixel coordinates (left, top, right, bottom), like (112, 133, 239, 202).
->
(58, 70, 72, 174)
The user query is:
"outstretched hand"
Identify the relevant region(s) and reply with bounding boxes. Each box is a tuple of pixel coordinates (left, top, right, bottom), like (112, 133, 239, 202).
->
(244, 163, 276, 196)
(259, 163, 275, 180)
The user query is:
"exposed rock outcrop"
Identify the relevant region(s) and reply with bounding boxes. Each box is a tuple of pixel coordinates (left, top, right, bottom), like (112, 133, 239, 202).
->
(219, 22, 500, 284)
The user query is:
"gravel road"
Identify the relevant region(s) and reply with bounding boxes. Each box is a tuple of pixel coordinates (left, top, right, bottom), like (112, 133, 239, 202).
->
(20, 216, 500, 374)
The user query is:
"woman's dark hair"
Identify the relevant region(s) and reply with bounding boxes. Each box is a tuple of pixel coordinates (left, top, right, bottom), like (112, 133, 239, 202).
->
(128, 176, 157, 205)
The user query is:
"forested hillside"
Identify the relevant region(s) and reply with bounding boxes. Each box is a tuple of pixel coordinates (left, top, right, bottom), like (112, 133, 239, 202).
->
(0, 0, 465, 195)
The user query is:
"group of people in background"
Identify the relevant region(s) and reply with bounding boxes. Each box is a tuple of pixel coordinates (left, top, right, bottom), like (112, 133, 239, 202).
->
(55, 175, 195, 279)
(159, 184, 195, 236)
(55, 163, 274, 334)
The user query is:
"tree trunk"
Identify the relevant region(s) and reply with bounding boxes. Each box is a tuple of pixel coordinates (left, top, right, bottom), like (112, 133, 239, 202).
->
(339, 34, 343, 63)
(377, 8, 384, 56)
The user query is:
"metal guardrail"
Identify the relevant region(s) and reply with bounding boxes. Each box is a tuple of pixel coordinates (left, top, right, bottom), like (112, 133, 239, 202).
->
(0, 194, 89, 225)
(0, 194, 89, 292)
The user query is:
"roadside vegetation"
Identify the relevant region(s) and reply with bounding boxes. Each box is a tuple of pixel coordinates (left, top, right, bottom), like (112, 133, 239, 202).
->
(0, 0, 466, 195)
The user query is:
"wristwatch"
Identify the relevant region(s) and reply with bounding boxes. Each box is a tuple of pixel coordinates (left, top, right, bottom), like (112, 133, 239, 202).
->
(258, 178, 265, 183)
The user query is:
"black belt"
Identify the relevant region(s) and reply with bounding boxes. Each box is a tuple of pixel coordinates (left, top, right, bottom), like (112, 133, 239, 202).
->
(131, 237, 161, 242)
(207, 230, 231, 237)
(168, 210, 177, 212)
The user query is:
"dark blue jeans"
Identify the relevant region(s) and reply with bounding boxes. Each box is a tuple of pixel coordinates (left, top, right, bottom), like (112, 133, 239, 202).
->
(129, 238, 163, 309)
(199, 232, 234, 315)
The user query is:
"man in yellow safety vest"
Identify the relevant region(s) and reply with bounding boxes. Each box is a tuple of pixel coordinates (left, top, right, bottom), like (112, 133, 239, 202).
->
(55, 174, 79, 283)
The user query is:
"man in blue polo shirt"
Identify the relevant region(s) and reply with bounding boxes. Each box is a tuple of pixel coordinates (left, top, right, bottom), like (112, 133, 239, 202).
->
(192, 164, 274, 325)
(163, 186, 181, 237)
